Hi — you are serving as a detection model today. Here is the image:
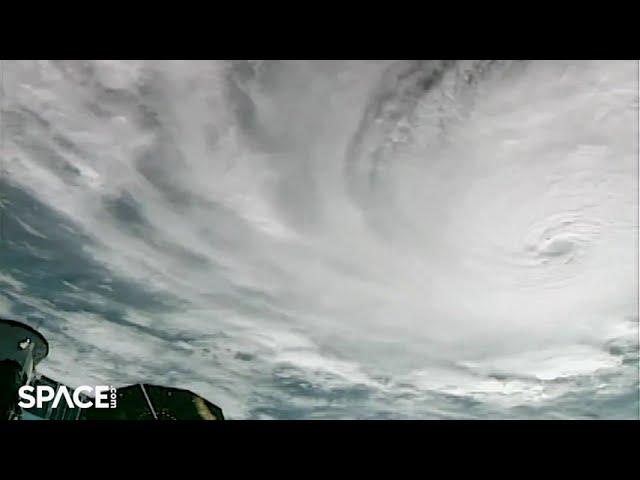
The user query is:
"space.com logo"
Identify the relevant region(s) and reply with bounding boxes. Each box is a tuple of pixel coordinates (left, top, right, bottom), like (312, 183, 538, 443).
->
(18, 385, 118, 409)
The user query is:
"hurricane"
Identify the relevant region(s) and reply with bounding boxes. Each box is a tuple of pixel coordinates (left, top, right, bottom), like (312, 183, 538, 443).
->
(0, 60, 637, 419)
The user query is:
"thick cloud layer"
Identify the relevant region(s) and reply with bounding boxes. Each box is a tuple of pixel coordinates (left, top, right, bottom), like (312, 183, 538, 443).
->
(0, 60, 637, 418)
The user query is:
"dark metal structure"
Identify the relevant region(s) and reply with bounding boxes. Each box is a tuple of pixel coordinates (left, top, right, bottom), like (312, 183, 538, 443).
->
(0, 318, 49, 419)
(0, 317, 224, 420)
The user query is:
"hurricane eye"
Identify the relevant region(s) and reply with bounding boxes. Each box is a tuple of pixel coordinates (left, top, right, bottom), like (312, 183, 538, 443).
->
(540, 237, 574, 257)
